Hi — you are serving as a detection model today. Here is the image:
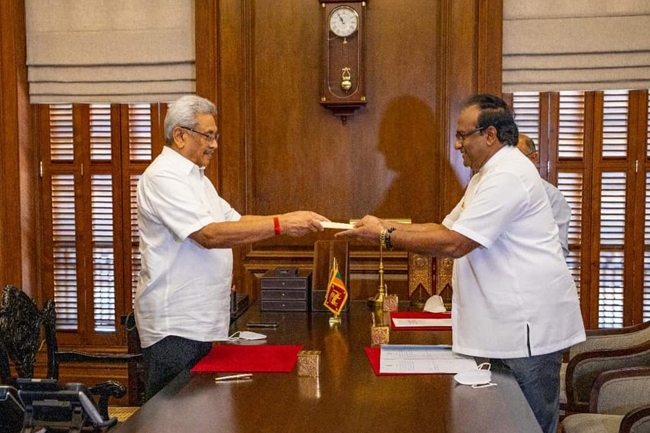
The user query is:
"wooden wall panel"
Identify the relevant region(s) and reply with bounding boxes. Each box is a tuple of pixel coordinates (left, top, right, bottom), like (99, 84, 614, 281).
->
(251, 0, 440, 225)
(208, 0, 501, 300)
(0, 0, 37, 297)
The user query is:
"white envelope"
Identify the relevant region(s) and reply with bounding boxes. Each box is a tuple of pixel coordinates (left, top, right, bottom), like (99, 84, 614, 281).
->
(321, 221, 355, 230)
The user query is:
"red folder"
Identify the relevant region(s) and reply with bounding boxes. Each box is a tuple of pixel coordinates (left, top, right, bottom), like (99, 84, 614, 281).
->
(389, 312, 452, 331)
(191, 344, 304, 373)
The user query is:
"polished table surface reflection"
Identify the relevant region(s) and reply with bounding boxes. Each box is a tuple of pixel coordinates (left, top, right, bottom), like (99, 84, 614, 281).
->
(112, 302, 542, 433)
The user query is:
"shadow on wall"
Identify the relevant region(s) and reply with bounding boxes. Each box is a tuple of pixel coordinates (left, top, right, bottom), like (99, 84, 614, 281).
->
(372, 95, 461, 222)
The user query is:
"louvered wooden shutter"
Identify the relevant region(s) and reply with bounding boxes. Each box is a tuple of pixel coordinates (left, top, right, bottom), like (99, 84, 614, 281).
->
(129, 174, 142, 307)
(602, 91, 629, 159)
(511, 92, 540, 143)
(40, 102, 165, 345)
(89, 105, 117, 333)
(643, 92, 650, 322)
(596, 90, 630, 328)
(128, 104, 154, 161)
(558, 171, 584, 295)
(598, 171, 627, 327)
(47, 105, 79, 331)
(51, 173, 79, 331)
(509, 89, 650, 328)
(558, 92, 586, 160)
(120, 104, 161, 310)
(127, 104, 152, 305)
(90, 104, 112, 161)
(557, 92, 587, 297)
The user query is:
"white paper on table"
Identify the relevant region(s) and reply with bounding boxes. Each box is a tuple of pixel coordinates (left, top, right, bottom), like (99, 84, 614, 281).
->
(320, 221, 355, 230)
(392, 318, 452, 328)
(379, 345, 477, 374)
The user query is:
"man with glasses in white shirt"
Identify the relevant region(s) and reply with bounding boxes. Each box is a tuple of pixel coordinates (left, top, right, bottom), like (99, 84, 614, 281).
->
(337, 94, 585, 433)
(135, 95, 328, 400)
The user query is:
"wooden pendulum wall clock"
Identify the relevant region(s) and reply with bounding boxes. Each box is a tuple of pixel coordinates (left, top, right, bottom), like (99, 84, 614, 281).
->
(319, 0, 367, 124)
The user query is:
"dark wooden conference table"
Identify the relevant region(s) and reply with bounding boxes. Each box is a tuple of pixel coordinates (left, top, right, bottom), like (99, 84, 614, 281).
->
(112, 301, 542, 433)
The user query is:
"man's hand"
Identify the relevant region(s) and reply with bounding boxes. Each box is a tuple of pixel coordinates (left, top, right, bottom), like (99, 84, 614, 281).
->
(334, 215, 383, 244)
(279, 211, 329, 237)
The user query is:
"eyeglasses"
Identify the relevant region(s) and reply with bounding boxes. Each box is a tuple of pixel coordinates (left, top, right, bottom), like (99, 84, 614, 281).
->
(180, 126, 220, 143)
(523, 150, 538, 157)
(455, 126, 488, 143)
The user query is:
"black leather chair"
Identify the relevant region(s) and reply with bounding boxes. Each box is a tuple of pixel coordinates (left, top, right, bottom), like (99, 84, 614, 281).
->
(0, 285, 142, 421)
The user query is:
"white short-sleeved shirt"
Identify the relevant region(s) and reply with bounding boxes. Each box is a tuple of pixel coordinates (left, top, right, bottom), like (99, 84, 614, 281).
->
(442, 145, 585, 358)
(135, 147, 241, 348)
(542, 179, 571, 258)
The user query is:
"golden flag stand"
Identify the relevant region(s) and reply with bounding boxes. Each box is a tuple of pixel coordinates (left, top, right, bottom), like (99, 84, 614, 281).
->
(367, 241, 385, 309)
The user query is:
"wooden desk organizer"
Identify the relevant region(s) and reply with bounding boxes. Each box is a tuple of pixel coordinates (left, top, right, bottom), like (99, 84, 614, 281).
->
(297, 350, 321, 377)
(382, 294, 398, 312)
(371, 325, 390, 346)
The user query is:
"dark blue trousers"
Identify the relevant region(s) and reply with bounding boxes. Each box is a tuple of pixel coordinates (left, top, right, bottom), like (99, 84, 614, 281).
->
(142, 335, 212, 401)
(490, 350, 564, 433)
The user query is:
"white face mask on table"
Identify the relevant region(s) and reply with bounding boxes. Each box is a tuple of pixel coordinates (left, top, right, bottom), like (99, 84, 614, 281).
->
(453, 362, 497, 389)
(227, 331, 267, 341)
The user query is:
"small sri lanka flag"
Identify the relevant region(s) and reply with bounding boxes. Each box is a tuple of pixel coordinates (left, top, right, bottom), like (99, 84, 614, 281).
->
(324, 259, 348, 315)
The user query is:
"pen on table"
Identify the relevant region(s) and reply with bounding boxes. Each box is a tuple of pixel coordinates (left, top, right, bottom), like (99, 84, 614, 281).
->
(247, 323, 278, 328)
(214, 373, 253, 382)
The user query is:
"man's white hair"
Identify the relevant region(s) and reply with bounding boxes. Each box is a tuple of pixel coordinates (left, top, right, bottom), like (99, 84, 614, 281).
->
(164, 95, 217, 146)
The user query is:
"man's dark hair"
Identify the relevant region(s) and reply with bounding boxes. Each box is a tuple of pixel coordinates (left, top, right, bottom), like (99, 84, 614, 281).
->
(463, 94, 518, 147)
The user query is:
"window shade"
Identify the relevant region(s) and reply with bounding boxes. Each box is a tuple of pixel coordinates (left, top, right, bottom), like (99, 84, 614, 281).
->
(503, 1, 650, 93)
(25, 0, 195, 104)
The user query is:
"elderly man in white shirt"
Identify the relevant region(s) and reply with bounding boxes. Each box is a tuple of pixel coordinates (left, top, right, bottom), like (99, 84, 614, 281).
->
(337, 94, 585, 433)
(516, 134, 571, 258)
(136, 95, 328, 400)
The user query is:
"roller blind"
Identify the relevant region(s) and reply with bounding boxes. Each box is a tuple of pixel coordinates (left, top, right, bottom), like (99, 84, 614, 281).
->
(503, 1, 650, 93)
(25, 0, 195, 104)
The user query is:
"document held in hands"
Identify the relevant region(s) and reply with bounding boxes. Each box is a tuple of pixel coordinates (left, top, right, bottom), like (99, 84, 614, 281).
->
(379, 345, 477, 374)
(321, 221, 355, 230)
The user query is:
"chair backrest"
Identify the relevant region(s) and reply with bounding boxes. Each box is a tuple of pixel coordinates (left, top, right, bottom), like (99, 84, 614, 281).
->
(0, 285, 58, 382)
(569, 321, 650, 359)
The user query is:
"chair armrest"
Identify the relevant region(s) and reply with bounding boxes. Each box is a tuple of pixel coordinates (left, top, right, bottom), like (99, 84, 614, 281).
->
(565, 340, 650, 413)
(55, 351, 142, 365)
(619, 404, 650, 433)
(589, 367, 650, 414)
(89, 380, 126, 421)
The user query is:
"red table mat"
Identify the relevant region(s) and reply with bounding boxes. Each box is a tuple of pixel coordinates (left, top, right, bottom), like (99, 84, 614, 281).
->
(191, 344, 303, 373)
(389, 312, 452, 331)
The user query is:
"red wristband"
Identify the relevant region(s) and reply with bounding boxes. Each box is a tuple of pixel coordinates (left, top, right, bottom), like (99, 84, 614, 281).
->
(273, 216, 282, 235)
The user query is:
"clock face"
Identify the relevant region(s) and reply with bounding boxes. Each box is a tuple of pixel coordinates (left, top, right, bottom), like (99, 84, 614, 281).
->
(329, 6, 359, 38)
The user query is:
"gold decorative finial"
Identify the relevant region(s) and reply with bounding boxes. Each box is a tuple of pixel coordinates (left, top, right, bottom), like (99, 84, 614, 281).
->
(341, 67, 352, 92)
